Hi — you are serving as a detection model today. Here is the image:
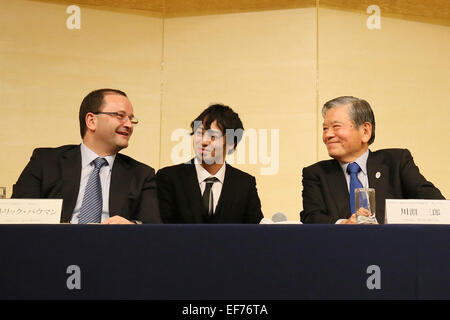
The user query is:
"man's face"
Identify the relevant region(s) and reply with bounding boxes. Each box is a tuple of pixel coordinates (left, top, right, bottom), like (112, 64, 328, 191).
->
(193, 120, 228, 165)
(94, 93, 134, 154)
(322, 105, 368, 163)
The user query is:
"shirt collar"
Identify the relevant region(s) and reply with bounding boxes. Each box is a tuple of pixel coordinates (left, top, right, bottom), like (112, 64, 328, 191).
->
(340, 149, 369, 176)
(80, 143, 116, 170)
(194, 158, 226, 184)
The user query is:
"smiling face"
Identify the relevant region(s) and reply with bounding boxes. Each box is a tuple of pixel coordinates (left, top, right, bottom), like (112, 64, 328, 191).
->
(84, 93, 134, 156)
(194, 120, 229, 166)
(322, 105, 371, 163)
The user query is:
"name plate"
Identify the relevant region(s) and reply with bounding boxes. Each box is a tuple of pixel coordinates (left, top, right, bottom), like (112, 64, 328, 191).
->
(0, 199, 62, 224)
(385, 199, 450, 224)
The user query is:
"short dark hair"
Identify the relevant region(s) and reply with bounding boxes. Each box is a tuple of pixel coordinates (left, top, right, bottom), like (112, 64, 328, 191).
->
(190, 104, 244, 151)
(322, 96, 376, 145)
(79, 88, 127, 138)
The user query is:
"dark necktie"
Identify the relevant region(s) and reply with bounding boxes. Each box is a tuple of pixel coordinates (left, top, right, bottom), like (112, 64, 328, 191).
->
(202, 177, 218, 216)
(79, 157, 108, 224)
(347, 162, 363, 215)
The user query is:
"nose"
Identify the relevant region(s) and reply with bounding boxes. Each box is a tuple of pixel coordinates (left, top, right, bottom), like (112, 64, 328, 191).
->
(122, 118, 134, 134)
(323, 128, 334, 142)
(201, 134, 211, 146)
(123, 115, 133, 126)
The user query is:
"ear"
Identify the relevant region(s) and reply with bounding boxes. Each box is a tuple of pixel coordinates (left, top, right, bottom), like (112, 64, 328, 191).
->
(360, 122, 372, 143)
(85, 112, 97, 133)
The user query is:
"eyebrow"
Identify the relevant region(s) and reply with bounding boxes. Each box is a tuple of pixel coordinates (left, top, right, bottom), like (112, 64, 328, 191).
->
(196, 127, 222, 133)
(104, 109, 134, 116)
(323, 120, 345, 126)
(207, 129, 222, 134)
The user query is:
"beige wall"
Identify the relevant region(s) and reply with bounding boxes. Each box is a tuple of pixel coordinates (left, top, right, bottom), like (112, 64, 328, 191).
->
(1, 1, 448, 219)
(318, 8, 450, 202)
(161, 9, 317, 219)
(1, 0, 162, 197)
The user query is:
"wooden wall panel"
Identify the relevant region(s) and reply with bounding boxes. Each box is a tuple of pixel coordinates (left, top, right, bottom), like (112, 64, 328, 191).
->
(34, 0, 449, 26)
(320, 0, 450, 26)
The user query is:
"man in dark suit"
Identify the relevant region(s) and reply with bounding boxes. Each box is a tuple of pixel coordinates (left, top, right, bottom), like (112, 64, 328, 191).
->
(301, 96, 444, 224)
(12, 89, 161, 224)
(156, 104, 263, 223)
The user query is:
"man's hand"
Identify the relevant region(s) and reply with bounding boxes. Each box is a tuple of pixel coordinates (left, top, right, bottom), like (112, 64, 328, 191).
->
(356, 207, 372, 218)
(341, 208, 378, 225)
(102, 215, 134, 224)
(341, 213, 357, 224)
(356, 207, 378, 224)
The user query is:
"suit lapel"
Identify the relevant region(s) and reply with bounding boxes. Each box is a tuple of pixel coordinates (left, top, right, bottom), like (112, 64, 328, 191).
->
(214, 164, 234, 217)
(60, 146, 82, 222)
(183, 160, 204, 221)
(367, 151, 389, 223)
(109, 154, 132, 216)
(327, 160, 351, 218)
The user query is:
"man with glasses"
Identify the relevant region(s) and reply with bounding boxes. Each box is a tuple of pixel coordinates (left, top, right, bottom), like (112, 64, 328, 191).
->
(156, 104, 263, 223)
(12, 89, 161, 224)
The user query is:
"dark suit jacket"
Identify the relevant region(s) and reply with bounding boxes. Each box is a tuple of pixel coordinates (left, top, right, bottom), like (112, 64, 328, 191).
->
(12, 145, 161, 223)
(156, 161, 263, 223)
(300, 148, 445, 224)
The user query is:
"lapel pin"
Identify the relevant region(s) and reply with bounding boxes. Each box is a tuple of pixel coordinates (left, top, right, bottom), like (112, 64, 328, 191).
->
(375, 172, 381, 179)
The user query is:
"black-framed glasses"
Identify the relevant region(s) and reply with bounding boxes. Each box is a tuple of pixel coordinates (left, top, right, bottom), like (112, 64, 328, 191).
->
(93, 112, 139, 125)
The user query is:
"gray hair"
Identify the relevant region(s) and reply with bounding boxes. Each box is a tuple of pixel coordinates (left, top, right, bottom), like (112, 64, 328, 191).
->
(322, 96, 376, 145)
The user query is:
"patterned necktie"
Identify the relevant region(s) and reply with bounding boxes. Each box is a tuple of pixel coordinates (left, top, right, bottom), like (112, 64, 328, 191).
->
(202, 177, 218, 216)
(78, 157, 108, 224)
(347, 162, 363, 215)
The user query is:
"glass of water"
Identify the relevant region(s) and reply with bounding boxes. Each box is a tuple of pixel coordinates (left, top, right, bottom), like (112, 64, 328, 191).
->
(355, 188, 377, 224)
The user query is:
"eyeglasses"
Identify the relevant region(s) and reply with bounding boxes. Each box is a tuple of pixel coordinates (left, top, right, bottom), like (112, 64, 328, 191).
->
(93, 112, 139, 125)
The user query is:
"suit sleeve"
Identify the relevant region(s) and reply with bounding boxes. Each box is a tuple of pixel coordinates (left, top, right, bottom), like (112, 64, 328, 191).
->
(155, 169, 178, 223)
(135, 168, 162, 224)
(12, 149, 43, 198)
(300, 166, 335, 224)
(244, 176, 264, 223)
(400, 149, 445, 199)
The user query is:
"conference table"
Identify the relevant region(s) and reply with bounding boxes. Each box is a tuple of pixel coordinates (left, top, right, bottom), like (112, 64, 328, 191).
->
(0, 224, 449, 300)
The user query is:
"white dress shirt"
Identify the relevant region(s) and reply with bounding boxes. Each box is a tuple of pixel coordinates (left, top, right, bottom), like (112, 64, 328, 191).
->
(194, 159, 226, 214)
(70, 143, 116, 224)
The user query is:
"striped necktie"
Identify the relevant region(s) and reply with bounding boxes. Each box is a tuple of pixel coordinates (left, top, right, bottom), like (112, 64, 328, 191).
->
(78, 157, 108, 224)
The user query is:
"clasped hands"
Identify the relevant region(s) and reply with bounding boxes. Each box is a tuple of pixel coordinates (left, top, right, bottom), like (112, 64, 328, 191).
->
(341, 208, 378, 225)
(82, 215, 135, 224)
